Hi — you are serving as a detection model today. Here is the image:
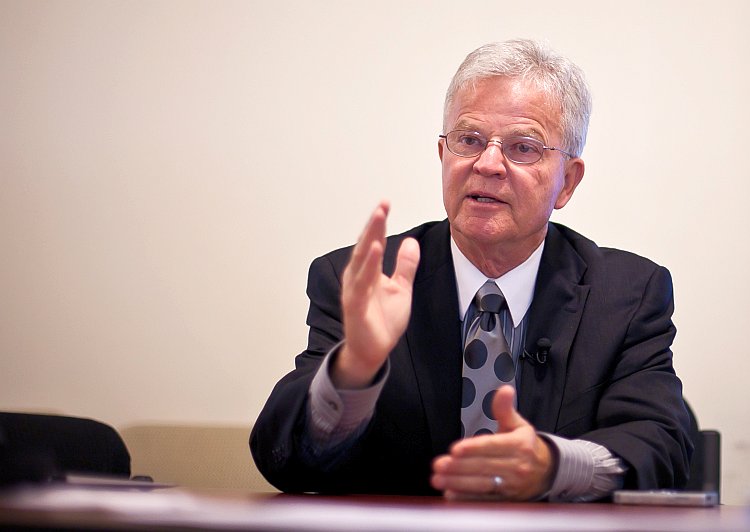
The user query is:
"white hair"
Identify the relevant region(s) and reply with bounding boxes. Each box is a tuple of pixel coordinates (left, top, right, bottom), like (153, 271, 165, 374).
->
(443, 39, 592, 157)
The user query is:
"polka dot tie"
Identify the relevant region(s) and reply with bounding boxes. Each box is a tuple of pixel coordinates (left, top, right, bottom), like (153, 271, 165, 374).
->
(460, 280, 515, 437)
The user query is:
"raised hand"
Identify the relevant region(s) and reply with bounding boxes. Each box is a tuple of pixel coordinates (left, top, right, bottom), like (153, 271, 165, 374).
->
(331, 201, 420, 389)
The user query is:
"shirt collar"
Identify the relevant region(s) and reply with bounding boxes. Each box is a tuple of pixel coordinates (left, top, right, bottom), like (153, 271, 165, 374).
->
(451, 237, 545, 328)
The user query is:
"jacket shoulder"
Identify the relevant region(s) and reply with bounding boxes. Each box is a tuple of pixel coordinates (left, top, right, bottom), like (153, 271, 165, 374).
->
(550, 222, 666, 274)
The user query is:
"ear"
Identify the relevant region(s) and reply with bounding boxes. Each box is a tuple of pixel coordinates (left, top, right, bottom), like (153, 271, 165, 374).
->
(438, 137, 445, 162)
(554, 157, 585, 210)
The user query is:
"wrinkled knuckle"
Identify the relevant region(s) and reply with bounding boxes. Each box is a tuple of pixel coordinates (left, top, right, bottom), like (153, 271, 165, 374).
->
(514, 447, 531, 463)
(515, 462, 533, 479)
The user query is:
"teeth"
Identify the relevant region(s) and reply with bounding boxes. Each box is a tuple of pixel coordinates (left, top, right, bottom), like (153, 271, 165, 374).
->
(476, 196, 496, 203)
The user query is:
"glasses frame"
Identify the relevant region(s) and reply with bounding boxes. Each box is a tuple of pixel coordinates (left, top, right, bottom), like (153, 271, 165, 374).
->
(439, 130, 574, 164)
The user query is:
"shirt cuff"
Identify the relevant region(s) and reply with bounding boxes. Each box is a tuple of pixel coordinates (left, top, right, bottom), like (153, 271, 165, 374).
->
(541, 433, 627, 502)
(307, 341, 390, 448)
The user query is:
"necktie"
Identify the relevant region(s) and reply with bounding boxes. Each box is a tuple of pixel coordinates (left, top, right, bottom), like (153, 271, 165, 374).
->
(461, 280, 515, 437)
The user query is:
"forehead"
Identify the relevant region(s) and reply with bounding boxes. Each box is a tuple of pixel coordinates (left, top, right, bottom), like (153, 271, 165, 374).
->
(446, 76, 562, 138)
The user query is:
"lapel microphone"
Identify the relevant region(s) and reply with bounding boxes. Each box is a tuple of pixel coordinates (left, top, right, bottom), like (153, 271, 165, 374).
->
(522, 338, 551, 365)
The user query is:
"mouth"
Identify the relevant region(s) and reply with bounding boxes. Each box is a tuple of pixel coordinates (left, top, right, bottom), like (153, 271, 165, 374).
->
(468, 194, 504, 204)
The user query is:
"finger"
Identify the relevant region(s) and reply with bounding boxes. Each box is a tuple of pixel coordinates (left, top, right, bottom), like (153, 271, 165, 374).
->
(448, 432, 515, 458)
(350, 239, 385, 297)
(434, 451, 512, 479)
(434, 455, 511, 477)
(392, 237, 420, 288)
(432, 472, 502, 496)
(343, 202, 389, 304)
(451, 429, 539, 461)
(432, 455, 517, 499)
(493, 384, 528, 433)
(348, 201, 389, 274)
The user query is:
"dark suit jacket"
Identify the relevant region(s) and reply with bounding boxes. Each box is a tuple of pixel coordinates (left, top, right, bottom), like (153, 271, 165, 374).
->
(250, 220, 692, 495)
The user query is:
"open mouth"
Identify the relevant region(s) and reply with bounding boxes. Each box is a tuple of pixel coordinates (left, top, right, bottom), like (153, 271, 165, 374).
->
(470, 195, 502, 204)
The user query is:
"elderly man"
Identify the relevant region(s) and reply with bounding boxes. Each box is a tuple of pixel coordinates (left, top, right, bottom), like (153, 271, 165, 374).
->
(250, 39, 692, 501)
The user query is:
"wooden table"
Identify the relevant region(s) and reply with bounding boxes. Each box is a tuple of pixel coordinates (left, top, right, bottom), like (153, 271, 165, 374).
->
(0, 484, 747, 531)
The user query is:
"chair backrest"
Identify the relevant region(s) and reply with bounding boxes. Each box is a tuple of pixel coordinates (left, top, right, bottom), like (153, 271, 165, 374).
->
(0, 412, 130, 485)
(684, 401, 721, 501)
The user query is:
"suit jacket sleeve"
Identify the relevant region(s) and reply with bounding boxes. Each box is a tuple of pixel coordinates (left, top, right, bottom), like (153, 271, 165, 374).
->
(578, 264, 692, 489)
(249, 250, 350, 493)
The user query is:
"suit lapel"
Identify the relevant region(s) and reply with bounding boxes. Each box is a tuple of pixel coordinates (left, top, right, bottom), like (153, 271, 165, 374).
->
(518, 223, 590, 432)
(404, 221, 463, 456)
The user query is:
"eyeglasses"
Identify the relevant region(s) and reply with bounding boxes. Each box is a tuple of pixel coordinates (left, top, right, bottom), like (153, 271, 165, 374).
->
(439, 130, 574, 164)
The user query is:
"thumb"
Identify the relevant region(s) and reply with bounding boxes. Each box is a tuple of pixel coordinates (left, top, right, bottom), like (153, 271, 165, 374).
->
(493, 385, 528, 433)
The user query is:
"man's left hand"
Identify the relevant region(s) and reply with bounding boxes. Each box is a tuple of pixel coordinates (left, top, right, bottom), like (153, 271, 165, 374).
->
(430, 385, 555, 501)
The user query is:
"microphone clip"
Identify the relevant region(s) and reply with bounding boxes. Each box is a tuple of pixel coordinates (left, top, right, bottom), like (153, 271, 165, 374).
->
(522, 338, 551, 365)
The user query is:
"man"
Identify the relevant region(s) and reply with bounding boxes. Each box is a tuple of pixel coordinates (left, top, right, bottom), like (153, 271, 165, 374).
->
(250, 39, 692, 501)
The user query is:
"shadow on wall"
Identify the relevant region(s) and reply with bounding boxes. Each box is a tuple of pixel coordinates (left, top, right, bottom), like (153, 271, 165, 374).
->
(120, 424, 277, 492)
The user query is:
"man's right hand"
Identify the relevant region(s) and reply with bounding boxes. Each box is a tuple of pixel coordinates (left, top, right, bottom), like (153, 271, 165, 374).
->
(331, 201, 420, 389)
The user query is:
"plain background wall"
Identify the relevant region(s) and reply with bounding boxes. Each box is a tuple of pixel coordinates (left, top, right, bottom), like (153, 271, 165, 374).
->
(1, 0, 748, 503)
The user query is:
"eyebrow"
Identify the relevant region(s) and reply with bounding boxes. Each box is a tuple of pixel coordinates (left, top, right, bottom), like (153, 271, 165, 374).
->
(453, 120, 484, 133)
(507, 127, 545, 141)
(452, 122, 546, 142)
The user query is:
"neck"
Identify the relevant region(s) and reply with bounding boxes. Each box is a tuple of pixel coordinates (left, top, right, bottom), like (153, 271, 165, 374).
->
(452, 228, 547, 279)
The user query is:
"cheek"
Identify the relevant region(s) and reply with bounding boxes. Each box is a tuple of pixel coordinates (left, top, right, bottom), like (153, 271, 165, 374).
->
(531, 168, 566, 209)
(441, 162, 461, 205)
(548, 175, 567, 208)
(441, 177, 457, 218)
(507, 176, 557, 224)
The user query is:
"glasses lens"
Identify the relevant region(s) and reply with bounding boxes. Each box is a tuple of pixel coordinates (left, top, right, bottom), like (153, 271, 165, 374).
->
(445, 132, 546, 163)
(503, 137, 544, 164)
(446, 130, 485, 157)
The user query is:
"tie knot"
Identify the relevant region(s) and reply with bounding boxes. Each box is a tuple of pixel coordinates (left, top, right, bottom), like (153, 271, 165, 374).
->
(476, 281, 505, 313)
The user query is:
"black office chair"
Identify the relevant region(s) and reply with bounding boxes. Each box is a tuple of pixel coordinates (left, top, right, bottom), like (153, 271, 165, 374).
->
(684, 401, 721, 501)
(0, 412, 131, 486)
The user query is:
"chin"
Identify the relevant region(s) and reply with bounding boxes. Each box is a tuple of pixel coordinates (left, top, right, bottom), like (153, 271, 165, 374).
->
(453, 218, 516, 245)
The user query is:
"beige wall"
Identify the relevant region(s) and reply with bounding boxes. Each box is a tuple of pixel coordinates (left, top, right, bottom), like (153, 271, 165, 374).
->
(1, 0, 748, 503)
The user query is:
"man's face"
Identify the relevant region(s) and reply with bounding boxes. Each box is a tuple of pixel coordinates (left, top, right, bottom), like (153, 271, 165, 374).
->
(440, 76, 584, 258)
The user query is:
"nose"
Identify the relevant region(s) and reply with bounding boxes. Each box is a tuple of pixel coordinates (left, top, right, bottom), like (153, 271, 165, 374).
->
(473, 140, 508, 177)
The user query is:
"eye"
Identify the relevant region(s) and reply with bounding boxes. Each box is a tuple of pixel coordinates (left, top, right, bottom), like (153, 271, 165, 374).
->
(504, 137, 543, 161)
(456, 132, 483, 147)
